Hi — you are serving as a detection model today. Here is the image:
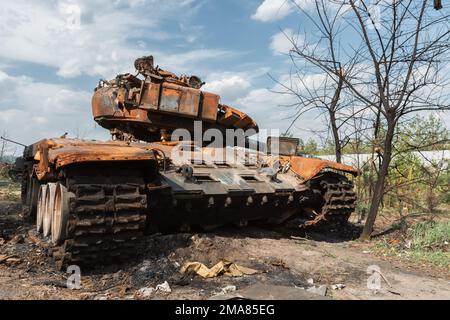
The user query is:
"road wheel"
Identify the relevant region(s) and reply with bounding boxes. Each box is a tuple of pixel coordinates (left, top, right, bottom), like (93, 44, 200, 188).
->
(51, 183, 71, 245)
(24, 176, 39, 219)
(43, 183, 57, 237)
(36, 185, 47, 233)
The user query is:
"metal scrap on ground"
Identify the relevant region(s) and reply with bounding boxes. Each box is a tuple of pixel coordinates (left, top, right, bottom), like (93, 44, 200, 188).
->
(180, 260, 259, 278)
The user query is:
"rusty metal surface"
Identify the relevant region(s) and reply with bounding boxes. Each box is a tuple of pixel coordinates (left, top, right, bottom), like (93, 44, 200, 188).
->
(160, 82, 200, 116)
(32, 138, 156, 180)
(17, 55, 360, 268)
(91, 56, 258, 142)
(50, 162, 150, 268)
(287, 156, 358, 181)
(266, 155, 358, 181)
(201, 91, 220, 122)
(20, 137, 358, 267)
(217, 105, 258, 131)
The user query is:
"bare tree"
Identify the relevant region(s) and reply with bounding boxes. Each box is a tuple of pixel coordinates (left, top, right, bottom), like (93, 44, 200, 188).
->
(282, 0, 450, 238)
(75, 126, 88, 140)
(0, 132, 9, 178)
(0, 131, 8, 163)
(280, 0, 365, 163)
(343, 0, 450, 239)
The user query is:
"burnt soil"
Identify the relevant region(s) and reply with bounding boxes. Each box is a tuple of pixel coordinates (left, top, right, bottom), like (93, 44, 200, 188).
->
(0, 197, 449, 300)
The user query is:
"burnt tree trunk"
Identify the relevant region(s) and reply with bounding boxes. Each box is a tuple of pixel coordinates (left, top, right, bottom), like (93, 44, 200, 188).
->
(360, 117, 395, 239)
(329, 76, 344, 163)
(330, 110, 342, 163)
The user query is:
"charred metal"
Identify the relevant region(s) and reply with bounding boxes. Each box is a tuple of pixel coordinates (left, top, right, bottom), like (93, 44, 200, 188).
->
(14, 56, 359, 268)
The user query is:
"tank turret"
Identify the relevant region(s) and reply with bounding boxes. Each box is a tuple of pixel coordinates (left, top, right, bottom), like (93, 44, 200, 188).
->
(92, 55, 258, 143)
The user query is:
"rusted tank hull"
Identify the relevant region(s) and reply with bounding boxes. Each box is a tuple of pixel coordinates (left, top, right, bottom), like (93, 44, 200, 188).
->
(28, 138, 156, 181)
(15, 56, 359, 269)
(147, 142, 357, 232)
(19, 138, 356, 268)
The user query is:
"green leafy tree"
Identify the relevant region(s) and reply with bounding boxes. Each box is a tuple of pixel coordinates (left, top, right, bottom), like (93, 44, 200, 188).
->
(303, 138, 319, 155)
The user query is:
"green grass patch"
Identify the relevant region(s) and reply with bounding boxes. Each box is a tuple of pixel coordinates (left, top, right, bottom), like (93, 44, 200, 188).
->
(406, 250, 449, 268)
(0, 180, 21, 201)
(408, 221, 449, 248)
(376, 221, 450, 268)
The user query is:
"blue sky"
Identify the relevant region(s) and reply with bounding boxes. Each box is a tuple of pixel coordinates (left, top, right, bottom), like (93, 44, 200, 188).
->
(1, 0, 447, 156)
(1, 0, 326, 153)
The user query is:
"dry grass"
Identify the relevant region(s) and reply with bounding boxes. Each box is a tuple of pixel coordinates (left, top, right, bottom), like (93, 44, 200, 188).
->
(0, 180, 21, 201)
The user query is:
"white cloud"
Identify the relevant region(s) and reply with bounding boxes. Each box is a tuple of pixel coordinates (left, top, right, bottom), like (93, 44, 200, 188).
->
(235, 73, 324, 139)
(202, 68, 271, 103)
(0, 1, 217, 80)
(0, 70, 107, 146)
(251, 0, 293, 22)
(252, 0, 317, 22)
(203, 73, 252, 102)
(199, 69, 323, 138)
(270, 28, 300, 55)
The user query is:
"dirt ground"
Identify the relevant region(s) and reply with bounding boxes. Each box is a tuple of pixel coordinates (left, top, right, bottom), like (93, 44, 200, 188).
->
(0, 196, 449, 300)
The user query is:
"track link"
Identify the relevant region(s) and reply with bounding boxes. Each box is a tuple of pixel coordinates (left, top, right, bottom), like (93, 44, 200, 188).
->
(52, 177, 148, 269)
(302, 173, 356, 227)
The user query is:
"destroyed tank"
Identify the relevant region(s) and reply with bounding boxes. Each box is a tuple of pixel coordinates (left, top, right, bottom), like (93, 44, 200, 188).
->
(18, 56, 358, 268)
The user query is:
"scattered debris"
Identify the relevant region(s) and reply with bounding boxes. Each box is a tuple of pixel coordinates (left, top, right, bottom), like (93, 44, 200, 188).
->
(221, 285, 237, 294)
(388, 290, 401, 296)
(138, 287, 155, 298)
(271, 259, 290, 269)
(38, 280, 68, 289)
(191, 234, 201, 245)
(180, 260, 258, 278)
(330, 284, 346, 290)
(0, 183, 448, 301)
(404, 240, 412, 249)
(9, 234, 24, 244)
(306, 285, 327, 296)
(210, 284, 330, 300)
(290, 236, 309, 241)
(0, 254, 21, 264)
(6, 257, 21, 264)
(137, 281, 172, 298)
(27, 230, 49, 248)
(156, 281, 172, 293)
(389, 239, 400, 246)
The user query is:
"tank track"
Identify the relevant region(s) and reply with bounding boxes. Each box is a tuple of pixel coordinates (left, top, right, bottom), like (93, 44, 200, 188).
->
(301, 173, 357, 227)
(38, 170, 354, 267)
(51, 175, 148, 269)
